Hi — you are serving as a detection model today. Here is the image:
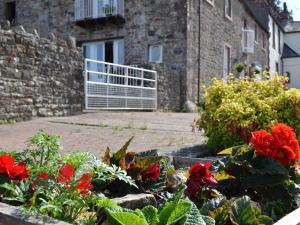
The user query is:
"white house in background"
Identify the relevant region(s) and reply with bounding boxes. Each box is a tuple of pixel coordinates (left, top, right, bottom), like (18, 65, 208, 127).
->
(282, 21, 300, 89)
(268, 14, 284, 75)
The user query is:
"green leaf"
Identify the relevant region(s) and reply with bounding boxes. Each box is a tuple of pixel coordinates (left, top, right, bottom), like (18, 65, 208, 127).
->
(183, 201, 208, 225)
(200, 197, 227, 215)
(142, 206, 159, 225)
(106, 210, 148, 225)
(230, 196, 273, 225)
(202, 216, 215, 225)
(167, 200, 192, 225)
(158, 186, 185, 225)
(112, 137, 134, 165)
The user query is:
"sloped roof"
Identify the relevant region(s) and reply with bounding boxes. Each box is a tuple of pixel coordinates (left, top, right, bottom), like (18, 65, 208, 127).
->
(283, 21, 300, 33)
(282, 43, 300, 58)
(243, 0, 269, 32)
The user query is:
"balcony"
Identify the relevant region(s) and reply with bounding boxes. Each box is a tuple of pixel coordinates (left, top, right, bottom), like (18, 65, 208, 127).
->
(242, 29, 255, 54)
(75, 0, 125, 27)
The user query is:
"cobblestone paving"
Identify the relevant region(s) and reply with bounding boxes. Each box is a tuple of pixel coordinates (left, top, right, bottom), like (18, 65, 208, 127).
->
(0, 111, 206, 155)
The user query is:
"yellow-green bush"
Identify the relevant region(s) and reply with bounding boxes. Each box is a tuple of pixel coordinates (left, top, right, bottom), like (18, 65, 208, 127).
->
(197, 75, 300, 149)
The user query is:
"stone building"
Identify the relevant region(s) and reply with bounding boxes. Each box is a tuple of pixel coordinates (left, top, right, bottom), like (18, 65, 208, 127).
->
(0, 0, 269, 110)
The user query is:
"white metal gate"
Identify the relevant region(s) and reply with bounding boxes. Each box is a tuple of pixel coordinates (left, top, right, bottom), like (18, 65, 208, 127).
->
(84, 59, 157, 110)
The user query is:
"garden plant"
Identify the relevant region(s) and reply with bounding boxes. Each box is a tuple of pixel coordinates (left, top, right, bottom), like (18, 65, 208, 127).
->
(0, 124, 299, 224)
(197, 74, 300, 149)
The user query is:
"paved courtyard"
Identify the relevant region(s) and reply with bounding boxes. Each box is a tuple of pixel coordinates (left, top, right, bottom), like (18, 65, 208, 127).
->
(0, 112, 206, 155)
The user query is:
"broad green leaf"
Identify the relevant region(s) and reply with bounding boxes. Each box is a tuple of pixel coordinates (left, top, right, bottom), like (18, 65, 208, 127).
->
(200, 197, 227, 215)
(158, 186, 185, 225)
(142, 205, 159, 225)
(167, 200, 192, 225)
(183, 201, 207, 225)
(202, 216, 215, 225)
(107, 210, 148, 225)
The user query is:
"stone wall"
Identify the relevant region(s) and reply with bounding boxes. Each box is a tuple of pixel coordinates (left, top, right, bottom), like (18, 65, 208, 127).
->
(0, 22, 83, 121)
(0, 0, 270, 109)
(187, 0, 269, 103)
(0, 0, 187, 110)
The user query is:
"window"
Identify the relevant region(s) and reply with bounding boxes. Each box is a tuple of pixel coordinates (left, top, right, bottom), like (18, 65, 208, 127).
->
(223, 44, 231, 82)
(286, 72, 291, 83)
(262, 33, 266, 49)
(255, 24, 258, 43)
(278, 29, 281, 53)
(149, 45, 163, 64)
(272, 22, 276, 49)
(276, 62, 279, 73)
(83, 39, 124, 82)
(225, 0, 232, 20)
(205, 0, 214, 6)
(5, 1, 16, 24)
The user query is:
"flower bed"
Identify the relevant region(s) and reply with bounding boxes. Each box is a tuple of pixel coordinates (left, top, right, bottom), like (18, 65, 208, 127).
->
(0, 123, 299, 225)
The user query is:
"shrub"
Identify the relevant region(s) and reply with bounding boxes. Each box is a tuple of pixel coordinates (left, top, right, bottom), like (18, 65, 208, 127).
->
(197, 75, 300, 149)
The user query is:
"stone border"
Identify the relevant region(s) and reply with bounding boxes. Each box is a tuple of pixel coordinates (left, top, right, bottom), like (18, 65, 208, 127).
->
(0, 202, 71, 225)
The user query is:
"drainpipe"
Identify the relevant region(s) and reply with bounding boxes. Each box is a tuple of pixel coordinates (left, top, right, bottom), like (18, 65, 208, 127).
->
(197, 0, 201, 105)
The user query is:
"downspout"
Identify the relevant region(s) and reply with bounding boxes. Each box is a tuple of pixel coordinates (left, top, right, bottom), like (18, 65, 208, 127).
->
(197, 0, 201, 105)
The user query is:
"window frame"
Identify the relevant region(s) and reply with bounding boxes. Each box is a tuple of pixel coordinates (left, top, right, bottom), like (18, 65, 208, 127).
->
(149, 45, 163, 64)
(272, 21, 276, 49)
(205, 0, 214, 6)
(254, 24, 258, 43)
(223, 43, 232, 82)
(225, 0, 232, 21)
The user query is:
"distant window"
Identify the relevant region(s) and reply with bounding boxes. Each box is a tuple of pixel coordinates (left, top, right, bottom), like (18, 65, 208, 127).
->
(286, 72, 291, 83)
(5, 1, 16, 24)
(278, 29, 281, 53)
(243, 19, 247, 29)
(223, 44, 232, 82)
(255, 24, 258, 42)
(225, 0, 232, 20)
(149, 45, 163, 64)
(262, 33, 266, 49)
(205, 0, 214, 6)
(276, 62, 279, 73)
(273, 22, 276, 49)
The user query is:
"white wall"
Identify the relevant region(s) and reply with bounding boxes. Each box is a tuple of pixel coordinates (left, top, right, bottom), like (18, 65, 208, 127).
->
(284, 32, 300, 55)
(283, 57, 300, 89)
(268, 15, 284, 76)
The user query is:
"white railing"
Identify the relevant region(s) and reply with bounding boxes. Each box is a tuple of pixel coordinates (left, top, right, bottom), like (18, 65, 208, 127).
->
(75, 0, 124, 21)
(84, 59, 157, 110)
(242, 29, 255, 53)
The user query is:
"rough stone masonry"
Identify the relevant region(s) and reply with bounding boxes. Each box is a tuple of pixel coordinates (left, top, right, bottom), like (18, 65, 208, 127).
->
(0, 21, 84, 121)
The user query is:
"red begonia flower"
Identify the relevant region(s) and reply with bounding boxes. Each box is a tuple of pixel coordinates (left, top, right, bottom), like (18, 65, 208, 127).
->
(250, 124, 300, 166)
(250, 130, 274, 157)
(187, 162, 217, 195)
(141, 163, 160, 181)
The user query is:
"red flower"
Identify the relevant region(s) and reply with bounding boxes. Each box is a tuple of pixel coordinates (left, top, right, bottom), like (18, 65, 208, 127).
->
(187, 162, 217, 195)
(57, 164, 93, 195)
(250, 130, 274, 157)
(0, 154, 28, 181)
(39, 172, 49, 180)
(141, 163, 160, 182)
(57, 164, 74, 184)
(76, 174, 93, 195)
(250, 124, 300, 165)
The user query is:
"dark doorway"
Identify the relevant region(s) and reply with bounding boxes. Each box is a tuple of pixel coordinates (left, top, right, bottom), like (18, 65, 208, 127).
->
(5, 2, 16, 24)
(105, 42, 114, 63)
